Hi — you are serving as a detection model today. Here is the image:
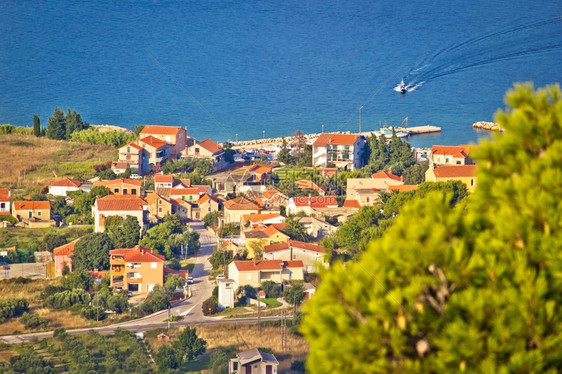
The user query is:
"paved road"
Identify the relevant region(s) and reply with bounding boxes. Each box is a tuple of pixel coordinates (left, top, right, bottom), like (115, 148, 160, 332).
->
(0, 220, 220, 344)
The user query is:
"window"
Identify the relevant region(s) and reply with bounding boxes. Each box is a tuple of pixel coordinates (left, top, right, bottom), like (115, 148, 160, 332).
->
(114, 188, 119, 193)
(131, 189, 137, 195)
(151, 262, 157, 269)
(195, 148, 200, 154)
(159, 207, 162, 213)
(0, 203, 4, 208)
(233, 362, 238, 370)
(471, 179, 474, 186)
(123, 188, 128, 195)
(127, 147, 131, 152)
(189, 195, 193, 200)
(366, 197, 370, 203)
(38, 211, 42, 216)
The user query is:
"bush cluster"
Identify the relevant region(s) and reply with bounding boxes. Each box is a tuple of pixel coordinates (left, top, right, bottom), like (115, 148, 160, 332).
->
(0, 298, 29, 322)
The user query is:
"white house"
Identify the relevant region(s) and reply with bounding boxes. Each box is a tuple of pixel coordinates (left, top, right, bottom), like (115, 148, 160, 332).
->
(218, 279, 236, 309)
(48, 177, 83, 196)
(312, 133, 366, 170)
(92, 195, 147, 233)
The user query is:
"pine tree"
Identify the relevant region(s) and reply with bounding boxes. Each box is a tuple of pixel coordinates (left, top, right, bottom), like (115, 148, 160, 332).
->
(33, 114, 41, 137)
(45, 107, 66, 140)
(301, 83, 562, 373)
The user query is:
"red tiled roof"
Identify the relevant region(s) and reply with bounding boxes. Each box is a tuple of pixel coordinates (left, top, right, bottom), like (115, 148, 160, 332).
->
(295, 179, 327, 193)
(90, 270, 107, 279)
(13, 201, 51, 210)
(371, 170, 402, 182)
(291, 196, 338, 207)
(110, 245, 165, 262)
(123, 141, 143, 151)
(262, 224, 288, 238)
(0, 188, 10, 201)
(154, 174, 174, 183)
(170, 188, 200, 196)
(223, 197, 260, 211)
(196, 139, 222, 154)
(233, 259, 304, 271)
(263, 242, 290, 253)
(49, 177, 82, 188)
(53, 239, 79, 256)
(433, 165, 477, 178)
(199, 193, 218, 204)
(145, 192, 170, 205)
(288, 239, 325, 253)
(0, 212, 11, 216)
(140, 135, 168, 149)
(262, 187, 280, 199)
(191, 185, 211, 194)
(237, 164, 272, 175)
(343, 199, 361, 208)
(93, 178, 142, 187)
(431, 145, 472, 158)
(96, 195, 146, 211)
(313, 133, 361, 146)
(140, 125, 183, 136)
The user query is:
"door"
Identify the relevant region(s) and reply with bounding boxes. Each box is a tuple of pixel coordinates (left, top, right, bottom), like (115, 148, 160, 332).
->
(266, 365, 273, 374)
(245, 366, 251, 374)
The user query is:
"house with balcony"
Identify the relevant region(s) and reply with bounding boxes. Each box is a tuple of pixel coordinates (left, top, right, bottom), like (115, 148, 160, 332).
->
(116, 141, 150, 174)
(182, 138, 228, 171)
(263, 240, 328, 273)
(138, 136, 171, 165)
(140, 125, 187, 158)
(228, 259, 304, 288)
(312, 133, 366, 170)
(109, 245, 165, 294)
(286, 196, 338, 216)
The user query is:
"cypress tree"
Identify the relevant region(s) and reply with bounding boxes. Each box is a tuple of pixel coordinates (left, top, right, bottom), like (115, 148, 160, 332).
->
(33, 114, 41, 137)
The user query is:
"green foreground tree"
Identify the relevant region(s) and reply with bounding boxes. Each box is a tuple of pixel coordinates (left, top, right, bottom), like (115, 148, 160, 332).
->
(301, 83, 562, 373)
(33, 114, 41, 137)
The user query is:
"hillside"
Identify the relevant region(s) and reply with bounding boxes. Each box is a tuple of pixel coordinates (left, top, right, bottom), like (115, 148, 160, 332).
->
(0, 134, 117, 193)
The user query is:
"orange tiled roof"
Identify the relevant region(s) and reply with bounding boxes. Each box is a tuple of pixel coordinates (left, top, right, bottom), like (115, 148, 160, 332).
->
(110, 245, 165, 262)
(123, 141, 143, 151)
(96, 195, 146, 211)
(13, 201, 51, 210)
(145, 192, 170, 205)
(140, 135, 168, 149)
(343, 199, 361, 208)
(233, 259, 303, 271)
(49, 177, 82, 188)
(433, 165, 477, 178)
(93, 178, 142, 187)
(170, 188, 200, 196)
(199, 193, 218, 204)
(154, 174, 174, 183)
(431, 145, 472, 158)
(140, 125, 183, 136)
(53, 239, 79, 256)
(196, 139, 222, 154)
(371, 170, 402, 182)
(295, 179, 327, 193)
(0, 188, 10, 201)
(263, 242, 289, 253)
(262, 187, 280, 199)
(289, 239, 325, 253)
(223, 197, 260, 210)
(313, 133, 361, 146)
(191, 185, 211, 194)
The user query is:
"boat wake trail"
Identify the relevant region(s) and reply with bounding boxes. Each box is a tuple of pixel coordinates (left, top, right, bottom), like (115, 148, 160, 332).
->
(396, 17, 562, 92)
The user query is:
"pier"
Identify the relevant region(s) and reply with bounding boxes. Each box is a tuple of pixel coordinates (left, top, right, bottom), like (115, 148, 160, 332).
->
(407, 125, 442, 134)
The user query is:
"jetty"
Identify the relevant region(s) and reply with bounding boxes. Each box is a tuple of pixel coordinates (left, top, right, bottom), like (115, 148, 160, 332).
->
(407, 125, 441, 135)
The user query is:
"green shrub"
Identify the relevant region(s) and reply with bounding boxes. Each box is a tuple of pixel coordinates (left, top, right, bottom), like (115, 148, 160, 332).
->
(0, 298, 29, 322)
(19, 312, 49, 329)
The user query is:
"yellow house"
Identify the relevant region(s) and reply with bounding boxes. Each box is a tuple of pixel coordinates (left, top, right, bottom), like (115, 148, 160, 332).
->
(228, 260, 304, 288)
(12, 201, 53, 228)
(145, 192, 172, 220)
(425, 165, 477, 193)
(243, 223, 290, 259)
(223, 197, 260, 224)
(109, 245, 165, 294)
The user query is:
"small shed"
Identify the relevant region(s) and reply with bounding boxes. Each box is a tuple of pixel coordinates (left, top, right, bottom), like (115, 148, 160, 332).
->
(157, 332, 171, 341)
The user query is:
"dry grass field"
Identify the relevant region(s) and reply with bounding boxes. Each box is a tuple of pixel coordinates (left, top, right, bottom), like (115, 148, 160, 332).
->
(0, 134, 117, 192)
(147, 323, 309, 373)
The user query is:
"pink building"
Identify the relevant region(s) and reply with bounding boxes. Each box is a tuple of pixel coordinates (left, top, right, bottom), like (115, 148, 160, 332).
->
(53, 239, 79, 276)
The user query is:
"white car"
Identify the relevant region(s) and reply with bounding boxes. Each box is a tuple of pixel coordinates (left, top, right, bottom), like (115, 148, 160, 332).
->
(216, 274, 225, 281)
(187, 277, 194, 284)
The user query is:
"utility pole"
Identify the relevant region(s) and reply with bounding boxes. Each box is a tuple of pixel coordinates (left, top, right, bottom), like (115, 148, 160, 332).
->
(359, 105, 364, 134)
(258, 298, 261, 335)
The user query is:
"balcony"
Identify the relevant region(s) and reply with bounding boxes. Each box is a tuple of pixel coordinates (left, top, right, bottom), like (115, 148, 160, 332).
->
(111, 266, 125, 276)
(127, 277, 143, 283)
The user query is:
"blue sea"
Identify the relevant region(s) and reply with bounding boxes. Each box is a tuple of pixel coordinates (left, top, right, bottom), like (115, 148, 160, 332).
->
(1, 0, 560, 148)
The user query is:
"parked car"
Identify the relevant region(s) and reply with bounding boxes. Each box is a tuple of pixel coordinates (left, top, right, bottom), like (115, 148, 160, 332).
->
(187, 277, 194, 284)
(216, 274, 225, 281)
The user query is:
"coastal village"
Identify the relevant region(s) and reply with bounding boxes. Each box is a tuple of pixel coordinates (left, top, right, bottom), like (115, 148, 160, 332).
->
(0, 119, 481, 372)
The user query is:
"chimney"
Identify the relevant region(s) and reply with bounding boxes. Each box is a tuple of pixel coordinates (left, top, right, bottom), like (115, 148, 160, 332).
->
(387, 167, 392, 174)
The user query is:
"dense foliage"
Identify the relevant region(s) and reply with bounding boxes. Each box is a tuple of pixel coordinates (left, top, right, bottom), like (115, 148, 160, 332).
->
(364, 133, 416, 175)
(161, 158, 213, 175)
(72, 232, 113, 270)
(155, 327, 207, 370)
(46, 107, 89, 140)
(0, 298, 29, 322)
(70, 127, 136, 147)
(106, 215, 141, 248)
(140, 214, 199, 259)
(302, 84, 562, 373)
